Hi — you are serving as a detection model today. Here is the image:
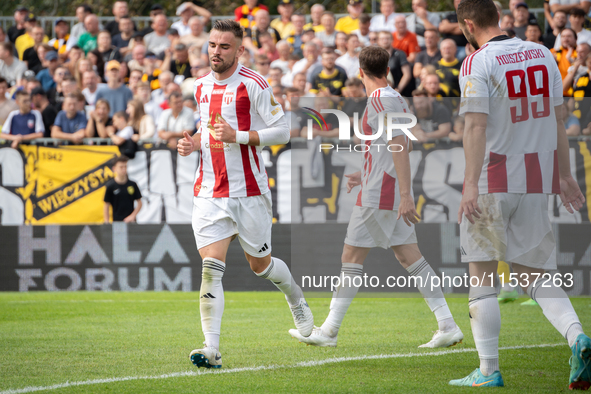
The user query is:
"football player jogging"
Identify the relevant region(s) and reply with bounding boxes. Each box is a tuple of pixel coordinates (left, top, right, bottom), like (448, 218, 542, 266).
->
(289, 46, 464, 349)
(451, 0, 590, 388)
(177, 19, 313, 369)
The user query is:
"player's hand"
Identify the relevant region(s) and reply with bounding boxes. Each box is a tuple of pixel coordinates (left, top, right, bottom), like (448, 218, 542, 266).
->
(214, 117, 236, 143)
(177, 131, 194, 156)
(458, 184, 481, 224)
(559, 176, 586, 214)
(344, 171, 361, 193)
(397, 194, 420, 227)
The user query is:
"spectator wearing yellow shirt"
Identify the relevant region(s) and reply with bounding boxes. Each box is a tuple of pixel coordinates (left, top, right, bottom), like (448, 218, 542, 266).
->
(271, 0, 295, 39)
(15, 13, 48, 60)
(335, 0, 364, 34)
(303, 4, 326, 33)
(552, 27, 578, 96)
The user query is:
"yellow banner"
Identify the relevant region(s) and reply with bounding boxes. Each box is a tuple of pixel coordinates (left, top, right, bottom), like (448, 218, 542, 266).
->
(18, 145, 120, 224)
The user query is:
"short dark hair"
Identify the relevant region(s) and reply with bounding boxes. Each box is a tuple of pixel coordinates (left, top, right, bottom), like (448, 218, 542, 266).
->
(0, 42, 14, 55)
(359, 13, 371, 24)
(168, 91, 183, 101)
(457, 0, 499, 29)
(113, 110, 129, 122)
(359, 46, 390, 79)
(15, 90, 30, 99)
(412, 89, 428, 97)
(114, 155, 129, 165)
(79, 4, 93, 14)
(424, 28, 439, 36)
(0, 77, 9, 87)
(562, 27, 578, 41)
(120, 15, 131, 21)
(570, 7, 586, 17)
(345, 77, 363, 87)
(212, 19, 244, 40)
(321, 11, 336, 21)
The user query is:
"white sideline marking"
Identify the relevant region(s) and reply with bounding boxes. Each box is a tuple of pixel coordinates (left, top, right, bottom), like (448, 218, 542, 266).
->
(0, 343, 565, 394)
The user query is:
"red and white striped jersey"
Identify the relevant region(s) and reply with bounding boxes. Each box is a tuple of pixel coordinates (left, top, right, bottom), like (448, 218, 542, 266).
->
(459, 36, 563, 194)
(356, 86, 412, 210)
(193, 63, 284, 198)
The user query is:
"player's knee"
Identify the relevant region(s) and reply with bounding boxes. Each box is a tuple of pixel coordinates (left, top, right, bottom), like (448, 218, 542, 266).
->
(202, 257, 225, 280)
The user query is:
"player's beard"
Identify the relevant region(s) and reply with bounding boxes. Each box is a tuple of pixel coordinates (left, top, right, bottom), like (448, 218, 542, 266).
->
(210, 55, 236, 75)
(465, 31, 480, 50)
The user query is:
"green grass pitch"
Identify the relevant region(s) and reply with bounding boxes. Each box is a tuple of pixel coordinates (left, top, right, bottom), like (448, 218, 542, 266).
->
(1, 291, 589, 393)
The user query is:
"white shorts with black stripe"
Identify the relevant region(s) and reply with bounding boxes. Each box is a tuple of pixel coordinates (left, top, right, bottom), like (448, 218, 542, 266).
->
(192, 192, 273, 258)
(344, 206, 417, 249)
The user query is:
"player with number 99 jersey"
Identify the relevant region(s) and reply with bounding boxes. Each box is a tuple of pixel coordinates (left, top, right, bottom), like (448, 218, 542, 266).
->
(459, 36, 563, 195)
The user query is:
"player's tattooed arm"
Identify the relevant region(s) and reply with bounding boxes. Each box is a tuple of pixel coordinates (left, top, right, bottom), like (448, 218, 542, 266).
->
(458, 112, 487, 224)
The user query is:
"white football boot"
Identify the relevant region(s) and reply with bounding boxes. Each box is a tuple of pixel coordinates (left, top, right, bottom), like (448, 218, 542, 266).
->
(290, 299, 314, 337)
(418, 325, 464, 348)
(289, 326, 338, 347)
(189, 344, 222, 369)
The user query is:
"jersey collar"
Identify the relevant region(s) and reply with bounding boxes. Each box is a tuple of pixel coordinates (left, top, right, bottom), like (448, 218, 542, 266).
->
(487, 35, 512, 43)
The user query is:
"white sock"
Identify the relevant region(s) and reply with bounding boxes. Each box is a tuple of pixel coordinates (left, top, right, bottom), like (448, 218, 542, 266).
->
(256, 257, 303, 306)
(469, 286, 501, 376)
(200, 257, 225, 350)
(528, 280, 584, 347)
(321, 263, 363, 337)
(406, 257, 455, 332)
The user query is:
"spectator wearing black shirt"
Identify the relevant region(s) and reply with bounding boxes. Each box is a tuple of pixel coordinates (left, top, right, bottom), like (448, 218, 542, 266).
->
(139, 4, 164, 37)
(544, 10, 567, 49)
(104, 1, 136, 37)
(8, 6, 28, 44)
(435, 39, 461, 102)
(310, 49, 348, 96)
(377, 31, 413, 97)
(22, 26, 45, 74)
(161, 43, 192, 81)
(85, 98, 115, 138)
(438, 0, 468, 59)
(512, 2, 532, 40)
(31, 87, 57, 138)
(244, 10, 282, 52)
(411, 89, 452, 142)
(414, 28, 442, 80)
(103, 155, 142, 223)
(97, 31, 122, 64)
(111, 16, 134, 58)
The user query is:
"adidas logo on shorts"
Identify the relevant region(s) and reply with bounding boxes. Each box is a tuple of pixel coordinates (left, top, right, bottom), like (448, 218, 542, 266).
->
(258, 243, 269, 253)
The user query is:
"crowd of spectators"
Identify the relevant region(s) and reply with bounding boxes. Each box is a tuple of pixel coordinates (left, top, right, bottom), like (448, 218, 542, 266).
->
(1, 0, 591, 152)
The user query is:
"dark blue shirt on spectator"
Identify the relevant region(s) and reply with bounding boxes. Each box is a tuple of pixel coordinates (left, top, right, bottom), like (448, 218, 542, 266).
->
(54, 111, 88, 134)
(36, 69, 56, 91)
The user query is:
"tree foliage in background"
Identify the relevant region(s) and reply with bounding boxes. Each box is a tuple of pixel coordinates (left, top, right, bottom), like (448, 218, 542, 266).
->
(1, 0, 545, 19)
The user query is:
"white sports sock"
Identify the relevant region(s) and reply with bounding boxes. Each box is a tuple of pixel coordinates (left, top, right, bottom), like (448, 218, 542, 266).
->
(406, 257, 455, 331)
(256, 257, 303, 306)
(469, 286, 501, 376)
(200, 257, 225, 350)
(321, 263, 363, 338)
(527, 280, 584, 347)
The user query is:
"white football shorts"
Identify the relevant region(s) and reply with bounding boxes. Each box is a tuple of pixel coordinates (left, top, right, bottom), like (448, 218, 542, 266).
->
(460, 193, 556, 269)
(192, 191, 273, 258)
(344, 206, 417, 249)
